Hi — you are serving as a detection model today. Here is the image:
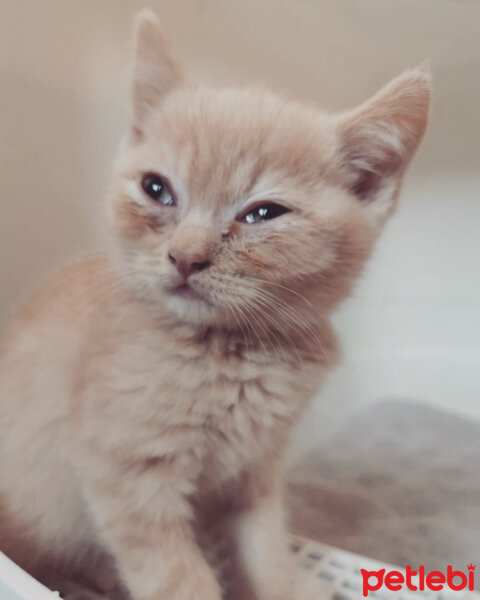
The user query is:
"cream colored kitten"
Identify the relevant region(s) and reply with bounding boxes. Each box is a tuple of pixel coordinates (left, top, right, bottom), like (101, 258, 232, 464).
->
(0, 10, 430, 600)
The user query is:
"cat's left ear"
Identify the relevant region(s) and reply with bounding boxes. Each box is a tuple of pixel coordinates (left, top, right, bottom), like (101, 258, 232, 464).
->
(131, 9, 185, 139)
(336, 64, 431, 226)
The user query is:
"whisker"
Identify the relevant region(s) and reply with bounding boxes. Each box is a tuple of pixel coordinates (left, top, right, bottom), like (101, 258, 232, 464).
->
(241, 288, 328, 361)
(228, 303, 250, 351)
(243, 297, 302, 363)
(245, 277, 327, 319)
(235, 303, 268, 357)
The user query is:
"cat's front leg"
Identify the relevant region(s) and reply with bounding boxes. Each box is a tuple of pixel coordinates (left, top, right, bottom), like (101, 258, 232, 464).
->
(229, 466, 297, 600)
(81, 458, 222, 600)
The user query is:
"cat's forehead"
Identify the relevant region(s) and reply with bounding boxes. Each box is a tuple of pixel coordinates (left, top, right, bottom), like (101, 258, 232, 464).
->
(143, 87, 336, 208)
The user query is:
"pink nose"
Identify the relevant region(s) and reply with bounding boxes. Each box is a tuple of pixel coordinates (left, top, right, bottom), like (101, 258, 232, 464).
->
(168, 249, 211, 279)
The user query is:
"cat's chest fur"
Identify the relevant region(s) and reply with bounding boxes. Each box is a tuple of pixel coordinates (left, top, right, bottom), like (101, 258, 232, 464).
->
(85, 321, 325, 485)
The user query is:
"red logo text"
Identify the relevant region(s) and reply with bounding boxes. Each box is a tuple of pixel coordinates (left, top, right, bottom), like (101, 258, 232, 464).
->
(361, 564, 476, 597)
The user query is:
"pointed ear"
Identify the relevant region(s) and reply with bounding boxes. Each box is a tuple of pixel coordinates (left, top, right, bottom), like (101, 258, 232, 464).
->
(131, 9, 185, 138)
(336, 64, 431, 225)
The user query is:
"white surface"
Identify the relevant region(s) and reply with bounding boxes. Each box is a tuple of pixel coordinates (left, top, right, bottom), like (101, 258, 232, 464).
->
(0, 551, 60, 600)
(332, 174, 480, 414)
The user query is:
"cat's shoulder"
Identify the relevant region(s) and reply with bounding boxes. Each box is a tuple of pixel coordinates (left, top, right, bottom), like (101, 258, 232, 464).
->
(2, 255, 116, 340)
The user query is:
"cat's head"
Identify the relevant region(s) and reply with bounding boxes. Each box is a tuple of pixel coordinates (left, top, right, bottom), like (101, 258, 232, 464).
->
(109, 10, 430, 339)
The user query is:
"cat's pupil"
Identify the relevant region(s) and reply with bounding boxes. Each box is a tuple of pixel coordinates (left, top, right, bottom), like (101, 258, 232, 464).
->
(243, 203, 290, 224)
(141, 174, 174, 206)
(150, 180, 162, 195)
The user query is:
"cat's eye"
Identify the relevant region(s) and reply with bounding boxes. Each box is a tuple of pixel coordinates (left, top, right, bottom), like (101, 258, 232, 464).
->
(239, 202, 291, 225)
(141, 173, 175, 207)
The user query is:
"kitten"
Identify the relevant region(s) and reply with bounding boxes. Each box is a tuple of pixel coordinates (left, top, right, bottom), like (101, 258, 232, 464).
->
(0, 9, 430, 600)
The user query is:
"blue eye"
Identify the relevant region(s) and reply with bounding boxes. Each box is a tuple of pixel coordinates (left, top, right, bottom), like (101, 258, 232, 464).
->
(240, 203, 291, 224)
(141, 173, 175, 206)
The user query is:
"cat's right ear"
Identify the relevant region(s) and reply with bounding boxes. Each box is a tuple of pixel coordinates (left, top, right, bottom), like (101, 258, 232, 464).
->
(131, 9, 185, 139)
(335, 64, 431, 227)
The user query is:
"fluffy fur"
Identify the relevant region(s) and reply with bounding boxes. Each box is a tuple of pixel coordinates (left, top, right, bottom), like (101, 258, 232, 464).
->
(0, 10, 430, 600)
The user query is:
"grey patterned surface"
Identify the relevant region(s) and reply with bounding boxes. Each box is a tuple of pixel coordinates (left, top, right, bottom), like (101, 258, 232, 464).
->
(289, 401, 480, 575)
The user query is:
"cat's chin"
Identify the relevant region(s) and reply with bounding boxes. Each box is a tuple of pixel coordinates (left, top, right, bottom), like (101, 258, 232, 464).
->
(161, 290, 222, 328)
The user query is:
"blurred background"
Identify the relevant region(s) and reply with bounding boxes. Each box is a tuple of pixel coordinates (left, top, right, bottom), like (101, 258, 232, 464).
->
(1, 0, 479, 573)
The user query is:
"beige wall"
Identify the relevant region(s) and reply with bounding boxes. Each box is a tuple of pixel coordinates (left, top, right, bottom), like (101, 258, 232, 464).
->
(1, 1, 479, 438)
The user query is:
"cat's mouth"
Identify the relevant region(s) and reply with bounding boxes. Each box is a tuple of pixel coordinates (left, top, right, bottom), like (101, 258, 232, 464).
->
(169, 282, 209, 304)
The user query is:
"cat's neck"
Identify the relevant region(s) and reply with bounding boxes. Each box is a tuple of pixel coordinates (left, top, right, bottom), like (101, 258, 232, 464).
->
(118, 291, 339, 368)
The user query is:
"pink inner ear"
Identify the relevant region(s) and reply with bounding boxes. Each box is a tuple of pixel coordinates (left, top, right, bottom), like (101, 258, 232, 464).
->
(342, 125, 406, 201)
(349, 168, 383, 202)
(338, 65, 431, 204)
